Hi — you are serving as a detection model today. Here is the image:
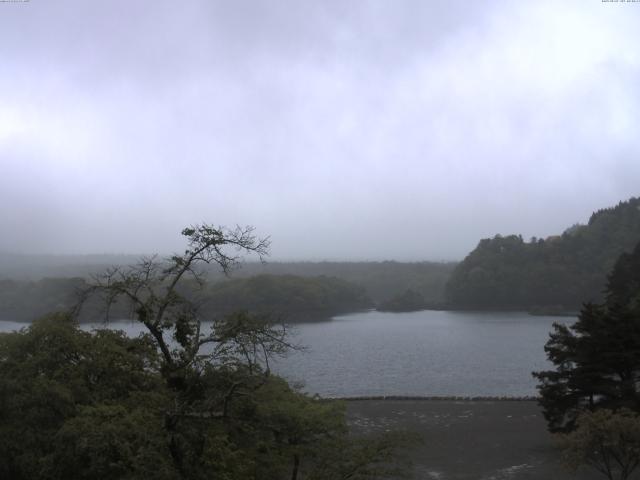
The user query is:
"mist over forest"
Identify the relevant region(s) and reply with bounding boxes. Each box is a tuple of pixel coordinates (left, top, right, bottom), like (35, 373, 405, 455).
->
(1, 196, 638, 323)
(2, 1, 640, 479)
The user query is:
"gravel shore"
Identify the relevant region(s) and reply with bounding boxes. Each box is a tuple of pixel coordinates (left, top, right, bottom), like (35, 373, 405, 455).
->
(346, 399, 601, 480)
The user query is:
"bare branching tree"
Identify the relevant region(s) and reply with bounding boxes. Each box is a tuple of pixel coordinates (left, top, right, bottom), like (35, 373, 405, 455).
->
(76, 224, 293, 386)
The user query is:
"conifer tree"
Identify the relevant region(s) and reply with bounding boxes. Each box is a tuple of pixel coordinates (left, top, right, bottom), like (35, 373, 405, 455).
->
(534, 241, 640, 432)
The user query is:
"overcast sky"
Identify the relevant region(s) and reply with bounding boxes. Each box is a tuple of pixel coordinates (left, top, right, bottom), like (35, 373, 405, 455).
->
(1, 0, 639, 261)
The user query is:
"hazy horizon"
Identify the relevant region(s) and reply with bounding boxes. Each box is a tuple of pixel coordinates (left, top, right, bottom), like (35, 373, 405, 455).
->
(0, 195, 633, 263)
(2, 1, 639, 261)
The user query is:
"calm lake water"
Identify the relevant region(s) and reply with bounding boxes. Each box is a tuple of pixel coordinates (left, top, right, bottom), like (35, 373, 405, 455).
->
(0, 310, 573, 397)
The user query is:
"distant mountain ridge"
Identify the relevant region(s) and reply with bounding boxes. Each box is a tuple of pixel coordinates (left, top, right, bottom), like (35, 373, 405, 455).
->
(445, 197, 640, 311)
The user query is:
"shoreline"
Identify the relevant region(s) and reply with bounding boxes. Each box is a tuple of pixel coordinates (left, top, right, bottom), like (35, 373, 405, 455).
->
(329, 395, 539, 401)
(377, 306, 579, 317)
(346, 398, 599, 479)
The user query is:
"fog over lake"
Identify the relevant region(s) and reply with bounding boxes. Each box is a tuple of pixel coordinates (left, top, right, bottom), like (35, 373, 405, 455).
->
(0, 310, 571, 397)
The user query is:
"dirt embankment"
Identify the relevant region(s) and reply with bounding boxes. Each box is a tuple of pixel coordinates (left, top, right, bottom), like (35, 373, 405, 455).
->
(346, 399, 602, 480)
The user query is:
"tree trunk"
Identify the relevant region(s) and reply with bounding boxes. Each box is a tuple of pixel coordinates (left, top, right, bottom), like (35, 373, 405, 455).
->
(291, 454, 300, 480)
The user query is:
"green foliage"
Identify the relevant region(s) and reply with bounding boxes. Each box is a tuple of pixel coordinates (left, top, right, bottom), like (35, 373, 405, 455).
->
(200, 274, 372, 321)
(0, 274, 372, 324)
(305, 430, 421, 480)
(1, 258, 456, 310)
(533, 241, 640, 433)
(557, 409, 640, 480)
(377, 289, 428, 312)
(0, 261, 456, 322)
(0, 313, 172, 480)
(0, 277, 89, 321)
(0, 225, 419, 479)
(211, 260, 456, 305)
(446, 197, 640, 310)
(49, 404, 175, 480)
(0, 313, 418, 480)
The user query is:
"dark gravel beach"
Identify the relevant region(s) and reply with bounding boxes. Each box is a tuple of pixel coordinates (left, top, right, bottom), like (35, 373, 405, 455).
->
(346, 399, 602, 480)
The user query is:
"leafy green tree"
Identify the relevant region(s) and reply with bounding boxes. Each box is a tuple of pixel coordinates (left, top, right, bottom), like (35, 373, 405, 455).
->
(1, 225, 420, 479)
(0, 314, 417, 479)
(47, 404, 176, 480)
(0, 313, 174, 480)
(557, 409, 640, 480)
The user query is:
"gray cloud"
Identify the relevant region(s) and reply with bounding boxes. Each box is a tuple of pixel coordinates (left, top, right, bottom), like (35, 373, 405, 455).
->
(1, 0, 639, 260)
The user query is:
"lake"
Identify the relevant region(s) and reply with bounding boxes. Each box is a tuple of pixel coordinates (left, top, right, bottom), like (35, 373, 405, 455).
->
(0, 310, 573, 397)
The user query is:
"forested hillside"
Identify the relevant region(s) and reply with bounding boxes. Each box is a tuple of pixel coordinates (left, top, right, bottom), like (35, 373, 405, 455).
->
(0, 275, 372, 323)
(0, 277, 88, 322)
(196, 274, 372, 321)
(445, 197, 640, 311)
(213, 261, 456, 304)
(0, 257, 456, 305)
(377, 289, 429, 312)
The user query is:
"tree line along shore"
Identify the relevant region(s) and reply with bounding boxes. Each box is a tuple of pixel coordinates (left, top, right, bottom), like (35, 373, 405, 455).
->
(3, 197, 638, 321)
(2, 196, 640, 479)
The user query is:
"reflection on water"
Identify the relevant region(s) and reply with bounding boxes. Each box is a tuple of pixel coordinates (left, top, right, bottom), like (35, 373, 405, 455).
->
(0, 310, 573, 397)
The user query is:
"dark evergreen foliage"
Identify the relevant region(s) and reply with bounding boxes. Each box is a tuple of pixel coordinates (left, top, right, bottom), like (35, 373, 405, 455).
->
(0, 261, 456, 316)
(533, 241, 640, 433)
(0, 274, 372, 323)
(446, 197, 640, 311)
(377, 289, 428, 312)
(197, 274, 373, 321)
